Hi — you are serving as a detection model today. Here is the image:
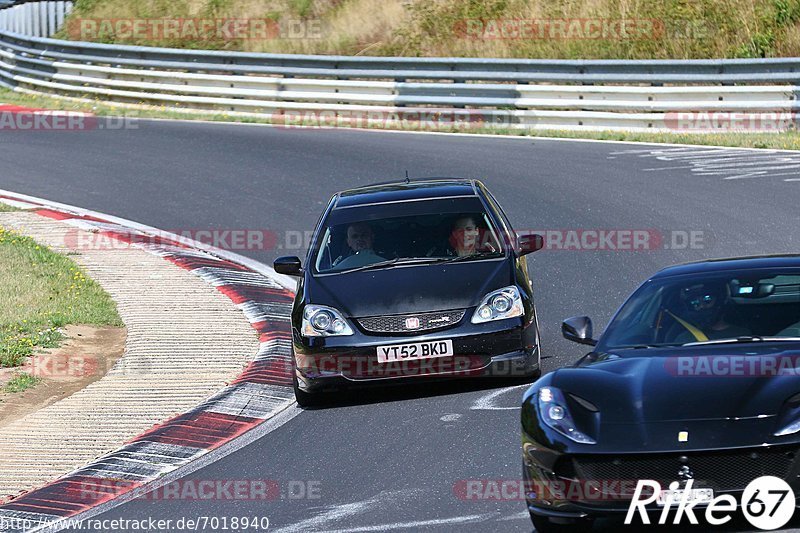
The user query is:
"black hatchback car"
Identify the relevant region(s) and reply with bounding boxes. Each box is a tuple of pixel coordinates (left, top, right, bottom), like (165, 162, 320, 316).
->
(274, 178, 543, 406)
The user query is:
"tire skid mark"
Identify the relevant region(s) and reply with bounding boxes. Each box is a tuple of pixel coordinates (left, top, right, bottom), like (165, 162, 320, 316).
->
(609, 146, 800, 181)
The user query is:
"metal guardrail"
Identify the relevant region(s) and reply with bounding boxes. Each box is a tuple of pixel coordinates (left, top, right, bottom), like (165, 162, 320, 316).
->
(0, 1, 797, 132)
(0, 1, 70, 38)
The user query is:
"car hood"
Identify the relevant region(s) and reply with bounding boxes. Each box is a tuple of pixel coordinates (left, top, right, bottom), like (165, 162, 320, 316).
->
(552, 348, 800, 424)
(306, 259, 513, 317)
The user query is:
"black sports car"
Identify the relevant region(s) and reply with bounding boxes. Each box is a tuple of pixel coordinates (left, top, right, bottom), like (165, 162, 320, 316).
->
(522, 255, 800, 531)
(274, 178, 543, 406)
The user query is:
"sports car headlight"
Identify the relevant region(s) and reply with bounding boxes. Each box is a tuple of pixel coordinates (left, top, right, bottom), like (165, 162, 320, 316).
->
(471, 286, 523, 324)
(774, 393, 800, 436)
(538, 387, 596, 444)
(775, 419, 800, 437)
(302, 305, 353, 337)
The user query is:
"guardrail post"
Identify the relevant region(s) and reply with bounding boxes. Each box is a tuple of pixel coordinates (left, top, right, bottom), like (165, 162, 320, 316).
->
(25, 2, 32, 36)
(56, 1, 66, 29)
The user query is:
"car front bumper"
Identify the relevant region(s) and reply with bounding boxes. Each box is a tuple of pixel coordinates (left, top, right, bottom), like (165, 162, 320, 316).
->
(522, 435, 800, 519)
(293, 316, 538, 393)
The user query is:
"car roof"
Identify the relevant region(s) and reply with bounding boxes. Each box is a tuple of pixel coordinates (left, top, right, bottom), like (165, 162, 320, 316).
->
(334, 178, 480, 208)
(652, 254, 800, 279)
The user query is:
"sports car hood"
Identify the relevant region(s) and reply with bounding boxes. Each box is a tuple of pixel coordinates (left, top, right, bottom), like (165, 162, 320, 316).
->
(306, 259, 513, 317)
(552, 347, 800, 424)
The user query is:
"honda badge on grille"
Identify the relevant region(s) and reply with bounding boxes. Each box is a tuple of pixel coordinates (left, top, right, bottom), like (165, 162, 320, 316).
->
(405, 317, 420, 329)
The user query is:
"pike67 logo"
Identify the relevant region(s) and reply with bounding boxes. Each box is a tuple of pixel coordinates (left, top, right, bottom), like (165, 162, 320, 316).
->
(626, 476, 794, 530)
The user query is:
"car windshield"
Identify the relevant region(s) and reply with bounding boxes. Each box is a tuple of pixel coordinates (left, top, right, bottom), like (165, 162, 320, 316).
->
(312, 198, 505, 273)
(599, 269, 800, 350)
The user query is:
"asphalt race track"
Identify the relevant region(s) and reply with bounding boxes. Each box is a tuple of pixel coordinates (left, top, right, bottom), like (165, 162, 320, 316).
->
(2, 121, 800, 532)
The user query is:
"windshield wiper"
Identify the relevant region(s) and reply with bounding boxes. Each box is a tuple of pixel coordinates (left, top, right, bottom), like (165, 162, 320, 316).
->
(683, 336, 800, 347)
(620, 343, 683, 349)
(341, 257, 444, 273)
(438, 251, 503, 264)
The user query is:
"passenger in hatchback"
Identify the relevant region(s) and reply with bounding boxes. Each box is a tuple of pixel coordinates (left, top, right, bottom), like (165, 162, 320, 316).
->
(425, 215, 498, 258)
(449, 216, 482, 257)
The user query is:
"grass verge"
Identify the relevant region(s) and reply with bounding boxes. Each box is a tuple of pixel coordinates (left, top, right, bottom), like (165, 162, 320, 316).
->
(3, 87, 800, 151)
(3, 373, 40, 394)
(60, 0, 800, 59)
(0, 223, 122, 369)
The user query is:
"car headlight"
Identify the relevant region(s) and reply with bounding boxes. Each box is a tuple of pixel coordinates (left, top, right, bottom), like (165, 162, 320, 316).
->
(538, 386, 596, 444)
(471, 286, 524, 324)
(775, 420, 800, 437)
(302, 305, 354, 337)
(774, 393, 800, 436)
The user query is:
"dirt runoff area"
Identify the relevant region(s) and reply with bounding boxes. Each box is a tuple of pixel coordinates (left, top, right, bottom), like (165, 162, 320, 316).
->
(0, 325, 126, 428)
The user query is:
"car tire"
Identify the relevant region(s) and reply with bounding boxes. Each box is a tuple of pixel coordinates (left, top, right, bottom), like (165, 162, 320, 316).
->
(293, 374, 325, 408)
(530, 513, 594, 533)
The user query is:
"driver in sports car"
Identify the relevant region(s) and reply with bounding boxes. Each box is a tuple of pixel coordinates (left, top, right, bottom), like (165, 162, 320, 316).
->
(664, 282, 752, 343)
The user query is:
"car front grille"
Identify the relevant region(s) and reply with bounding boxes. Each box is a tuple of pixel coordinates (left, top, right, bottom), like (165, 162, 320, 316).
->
(571, 447, 797, 493)
(357, 309, 466, 334)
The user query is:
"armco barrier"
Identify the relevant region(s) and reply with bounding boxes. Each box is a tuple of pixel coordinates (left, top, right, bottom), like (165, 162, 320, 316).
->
(0, 1, 798, 131)
(0, 1, 70, 38)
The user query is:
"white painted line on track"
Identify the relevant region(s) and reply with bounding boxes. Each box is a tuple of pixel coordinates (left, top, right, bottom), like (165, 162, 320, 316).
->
(470, 384, 530, 411)
(610, 147, 800, 181)
(318, 514, 496, 532)
(270, 492, 394, 533)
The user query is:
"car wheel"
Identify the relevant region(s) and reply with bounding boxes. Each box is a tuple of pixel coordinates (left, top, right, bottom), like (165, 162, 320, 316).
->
(530, 513, 594, 533)
(293, 374, 325, 408)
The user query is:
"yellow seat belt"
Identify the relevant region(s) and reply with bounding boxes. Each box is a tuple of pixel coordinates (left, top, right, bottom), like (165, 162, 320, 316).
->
(665, 310, 708, 342)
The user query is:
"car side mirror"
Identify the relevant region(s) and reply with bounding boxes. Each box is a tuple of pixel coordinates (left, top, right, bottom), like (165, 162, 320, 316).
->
(274, 256, 303, 276)
(518, 233, 544, 256)
(562, 316, 597, 346)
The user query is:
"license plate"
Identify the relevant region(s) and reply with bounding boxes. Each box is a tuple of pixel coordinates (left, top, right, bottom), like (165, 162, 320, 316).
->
(656, 488, 714, 506)
(376, 340, 454, 363)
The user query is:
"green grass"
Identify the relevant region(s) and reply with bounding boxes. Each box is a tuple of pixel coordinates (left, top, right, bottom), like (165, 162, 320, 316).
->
(3, 86, 800, 151)
(3, 373, 41, 394)
(0, 204, 19, 213)
(58, 0, 800, 59)
(0, 87, 259, 123)
(0, 225, 122, 368)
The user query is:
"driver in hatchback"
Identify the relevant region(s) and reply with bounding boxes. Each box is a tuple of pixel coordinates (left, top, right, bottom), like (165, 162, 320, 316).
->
(332, 222, 385, 269)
